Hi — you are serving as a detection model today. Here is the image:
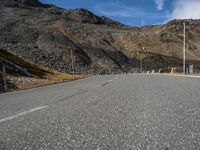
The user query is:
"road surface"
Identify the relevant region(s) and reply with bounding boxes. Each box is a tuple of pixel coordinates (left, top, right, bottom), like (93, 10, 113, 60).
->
(0, 74, 200, 149)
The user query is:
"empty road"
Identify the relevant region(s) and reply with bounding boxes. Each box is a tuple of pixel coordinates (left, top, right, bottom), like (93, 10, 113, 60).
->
(0, 74, 200, 149)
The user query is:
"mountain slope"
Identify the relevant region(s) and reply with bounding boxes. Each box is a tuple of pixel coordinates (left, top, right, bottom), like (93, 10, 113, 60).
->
(0, 0, 200, 74)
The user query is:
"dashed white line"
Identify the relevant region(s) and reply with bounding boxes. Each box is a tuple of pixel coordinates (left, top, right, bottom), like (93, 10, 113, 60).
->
(114, 77, 118, 80)
(107, 80, 113, 83)
(0, 77, 117, 124)
(0, 106, 48, 123)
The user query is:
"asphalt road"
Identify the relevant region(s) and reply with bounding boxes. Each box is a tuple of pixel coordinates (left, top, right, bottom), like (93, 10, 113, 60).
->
(0, 74, 200, 150)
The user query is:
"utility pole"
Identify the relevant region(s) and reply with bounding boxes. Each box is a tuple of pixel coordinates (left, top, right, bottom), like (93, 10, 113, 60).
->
(183, 22, 186, 75)
(137, 50, 142, 73)
(137, 46, 145, 73)
(70, 48, 75, 79)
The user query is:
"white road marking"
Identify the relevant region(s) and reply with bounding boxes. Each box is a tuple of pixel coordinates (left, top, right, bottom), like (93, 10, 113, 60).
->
(0, 106, 48, 123)
(0, 77, 116, 124)
(107, 80, 113, 83)
(152, 73, 200, 79)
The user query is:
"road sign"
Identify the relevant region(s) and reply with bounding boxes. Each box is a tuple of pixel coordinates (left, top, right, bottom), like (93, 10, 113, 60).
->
(189, 65, 194, 75)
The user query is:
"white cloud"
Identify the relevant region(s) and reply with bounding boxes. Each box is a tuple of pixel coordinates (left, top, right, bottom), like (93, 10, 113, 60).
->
(169, 0, 200, 20)
(154, 0, 164, 10)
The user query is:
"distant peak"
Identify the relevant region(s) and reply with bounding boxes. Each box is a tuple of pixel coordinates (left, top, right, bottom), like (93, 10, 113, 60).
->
(0, 0, 46, 7)
(75, 8, 92, 13)
(67, 8, 97, 17)
(65, 8, 125, 27)
(19, 0, 43, 7)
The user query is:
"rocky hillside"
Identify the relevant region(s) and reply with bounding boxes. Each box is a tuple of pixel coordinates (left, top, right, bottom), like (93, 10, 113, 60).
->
(0, 49, 80, 92)
(1, 0, 200, 74)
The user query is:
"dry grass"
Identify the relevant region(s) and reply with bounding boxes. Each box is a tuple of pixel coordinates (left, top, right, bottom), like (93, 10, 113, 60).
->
(46, 71, 81, 81)
(0, 49, 81, 80)
(0, 49, 83, 92)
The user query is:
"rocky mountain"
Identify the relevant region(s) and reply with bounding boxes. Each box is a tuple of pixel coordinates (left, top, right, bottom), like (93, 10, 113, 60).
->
(1, 0, 200, 74)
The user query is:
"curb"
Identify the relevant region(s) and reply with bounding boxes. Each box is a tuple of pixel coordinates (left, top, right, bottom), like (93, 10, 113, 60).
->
(151, 73, 200, 79)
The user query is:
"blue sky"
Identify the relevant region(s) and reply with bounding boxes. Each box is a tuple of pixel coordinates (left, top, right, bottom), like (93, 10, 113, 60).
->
(40, 0, 200, 26)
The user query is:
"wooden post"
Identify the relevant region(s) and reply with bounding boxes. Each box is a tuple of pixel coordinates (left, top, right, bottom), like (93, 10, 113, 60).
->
(2, 61, 7, 91)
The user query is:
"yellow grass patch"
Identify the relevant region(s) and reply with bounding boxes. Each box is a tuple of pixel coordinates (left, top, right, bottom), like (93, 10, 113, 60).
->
(47, 71, 81, 81)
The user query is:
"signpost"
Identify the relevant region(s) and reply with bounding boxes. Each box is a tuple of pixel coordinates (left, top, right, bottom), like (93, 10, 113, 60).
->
(189, 64, 194, 75)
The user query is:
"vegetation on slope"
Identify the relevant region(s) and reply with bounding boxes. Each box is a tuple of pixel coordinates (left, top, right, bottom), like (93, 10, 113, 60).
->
(0, 49, 80, 92)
